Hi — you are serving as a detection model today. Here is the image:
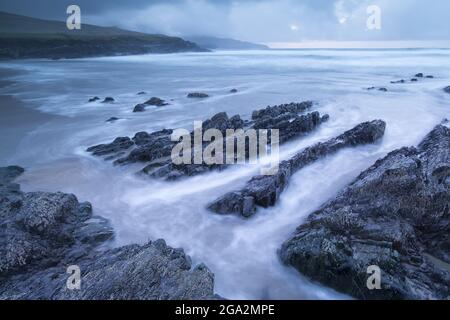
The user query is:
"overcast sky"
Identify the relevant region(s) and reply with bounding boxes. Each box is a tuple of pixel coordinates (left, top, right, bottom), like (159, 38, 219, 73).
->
(1, 0, 450, 43)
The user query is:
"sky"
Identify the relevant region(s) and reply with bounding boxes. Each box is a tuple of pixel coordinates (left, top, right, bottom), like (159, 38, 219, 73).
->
(1, 0, 450, 45)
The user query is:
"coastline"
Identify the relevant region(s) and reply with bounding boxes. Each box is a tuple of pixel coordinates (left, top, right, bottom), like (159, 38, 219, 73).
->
(0, 68, 57, 166)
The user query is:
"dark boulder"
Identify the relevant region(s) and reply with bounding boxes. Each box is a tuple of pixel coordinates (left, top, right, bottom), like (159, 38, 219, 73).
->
(279, 124, 450, 299)
(367, 87, 387, 92)
(88, 97, 100, 103)
(230, 89, 238, 93)
(187, 92, 209, 98)
(137, 91, 146, 95)
(415, 73, 424, 78)
(144, 97, 169, 107)
(390, 80, 405, 84)
(444, 86, 450, 94)
(133, 104, 146, 112)
(106, 117, 120, 122)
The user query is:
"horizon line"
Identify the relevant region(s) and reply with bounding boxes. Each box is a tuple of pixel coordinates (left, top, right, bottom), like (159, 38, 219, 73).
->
(264, 40, 450, 49)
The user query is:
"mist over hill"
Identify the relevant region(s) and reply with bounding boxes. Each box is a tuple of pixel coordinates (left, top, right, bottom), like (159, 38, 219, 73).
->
(0, 11, 206, 59)
(185, 36, 269, 50)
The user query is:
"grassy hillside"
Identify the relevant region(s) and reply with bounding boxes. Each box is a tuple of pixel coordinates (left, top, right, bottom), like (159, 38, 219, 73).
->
(0, 11, 206, 59)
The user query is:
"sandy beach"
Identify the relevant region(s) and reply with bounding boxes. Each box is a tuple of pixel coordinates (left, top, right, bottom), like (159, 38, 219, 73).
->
(0, 68, 56, 166)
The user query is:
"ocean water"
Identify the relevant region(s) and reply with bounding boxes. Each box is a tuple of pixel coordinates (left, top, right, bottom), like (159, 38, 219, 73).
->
(0, 49, 449, 299)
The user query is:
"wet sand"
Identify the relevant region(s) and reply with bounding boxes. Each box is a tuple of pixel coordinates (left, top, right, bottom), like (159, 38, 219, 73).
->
(0, 68, 57, 166)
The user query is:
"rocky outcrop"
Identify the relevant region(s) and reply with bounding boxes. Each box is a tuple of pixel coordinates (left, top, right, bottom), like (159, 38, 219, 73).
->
(88, 97, 100, 102)
(391, 80, 406, 84)
(251, 101, 312, 121)
(102, 97, 114, 103)
(87, 137, 134, 158)
(187, 92, 209, 98)
(390, 74, 434, 85)
(133, 104, 146, 112)
(279, 123, 450, 300)
(208, 120, 386, 217)
(0, 166, 216, 300)
(144, 97, 169, 107)
(147, 111, 328, 180)
(88, 101, 327, 180)
(367, 87, 387, 92)
(444, 86, 450, 94)
(133, 97, 168, 112)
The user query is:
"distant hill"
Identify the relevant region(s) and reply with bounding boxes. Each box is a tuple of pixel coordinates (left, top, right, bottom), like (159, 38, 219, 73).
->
(0, 11, 206, 59)
(186, 36, 269, 50)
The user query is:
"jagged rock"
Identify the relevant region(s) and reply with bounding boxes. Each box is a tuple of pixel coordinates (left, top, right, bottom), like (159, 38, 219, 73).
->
(144, 97, 168, 107)
(102, 97, 115, 103)
(114, 130, 174, 165)
(133, 97, 169, 112)
(88, 102, 325, 180)
(0, 168, 216, 300)
(208, 120, 386, 217)
(0, 167, 113, 277)
(279, 124, 450, 300)
(86, 137, 134, 156)
(187, 92, 209, 98)
(148, 111, 327, 180)
(88, 97, 100, 102)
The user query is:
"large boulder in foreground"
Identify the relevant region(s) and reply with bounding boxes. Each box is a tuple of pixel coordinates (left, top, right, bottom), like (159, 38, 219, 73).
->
(280, 124, 450, 299)
(0, 166, 216, 300)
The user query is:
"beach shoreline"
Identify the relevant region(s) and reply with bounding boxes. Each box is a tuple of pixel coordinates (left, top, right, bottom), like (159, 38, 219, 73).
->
(0, 68, 57, 166)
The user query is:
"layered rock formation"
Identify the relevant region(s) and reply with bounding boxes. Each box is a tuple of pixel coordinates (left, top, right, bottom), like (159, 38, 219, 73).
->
(87, 101, 328, 180)
(0, 166, 216, 300)
(279, 123, 450, 299)
(208, 120, 386, 217)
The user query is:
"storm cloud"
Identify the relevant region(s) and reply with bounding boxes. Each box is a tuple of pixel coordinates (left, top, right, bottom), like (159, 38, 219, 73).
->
(1, 0, 450, 42)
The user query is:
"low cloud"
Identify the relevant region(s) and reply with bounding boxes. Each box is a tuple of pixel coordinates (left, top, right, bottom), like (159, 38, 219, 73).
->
(2, 0, 450, 42)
